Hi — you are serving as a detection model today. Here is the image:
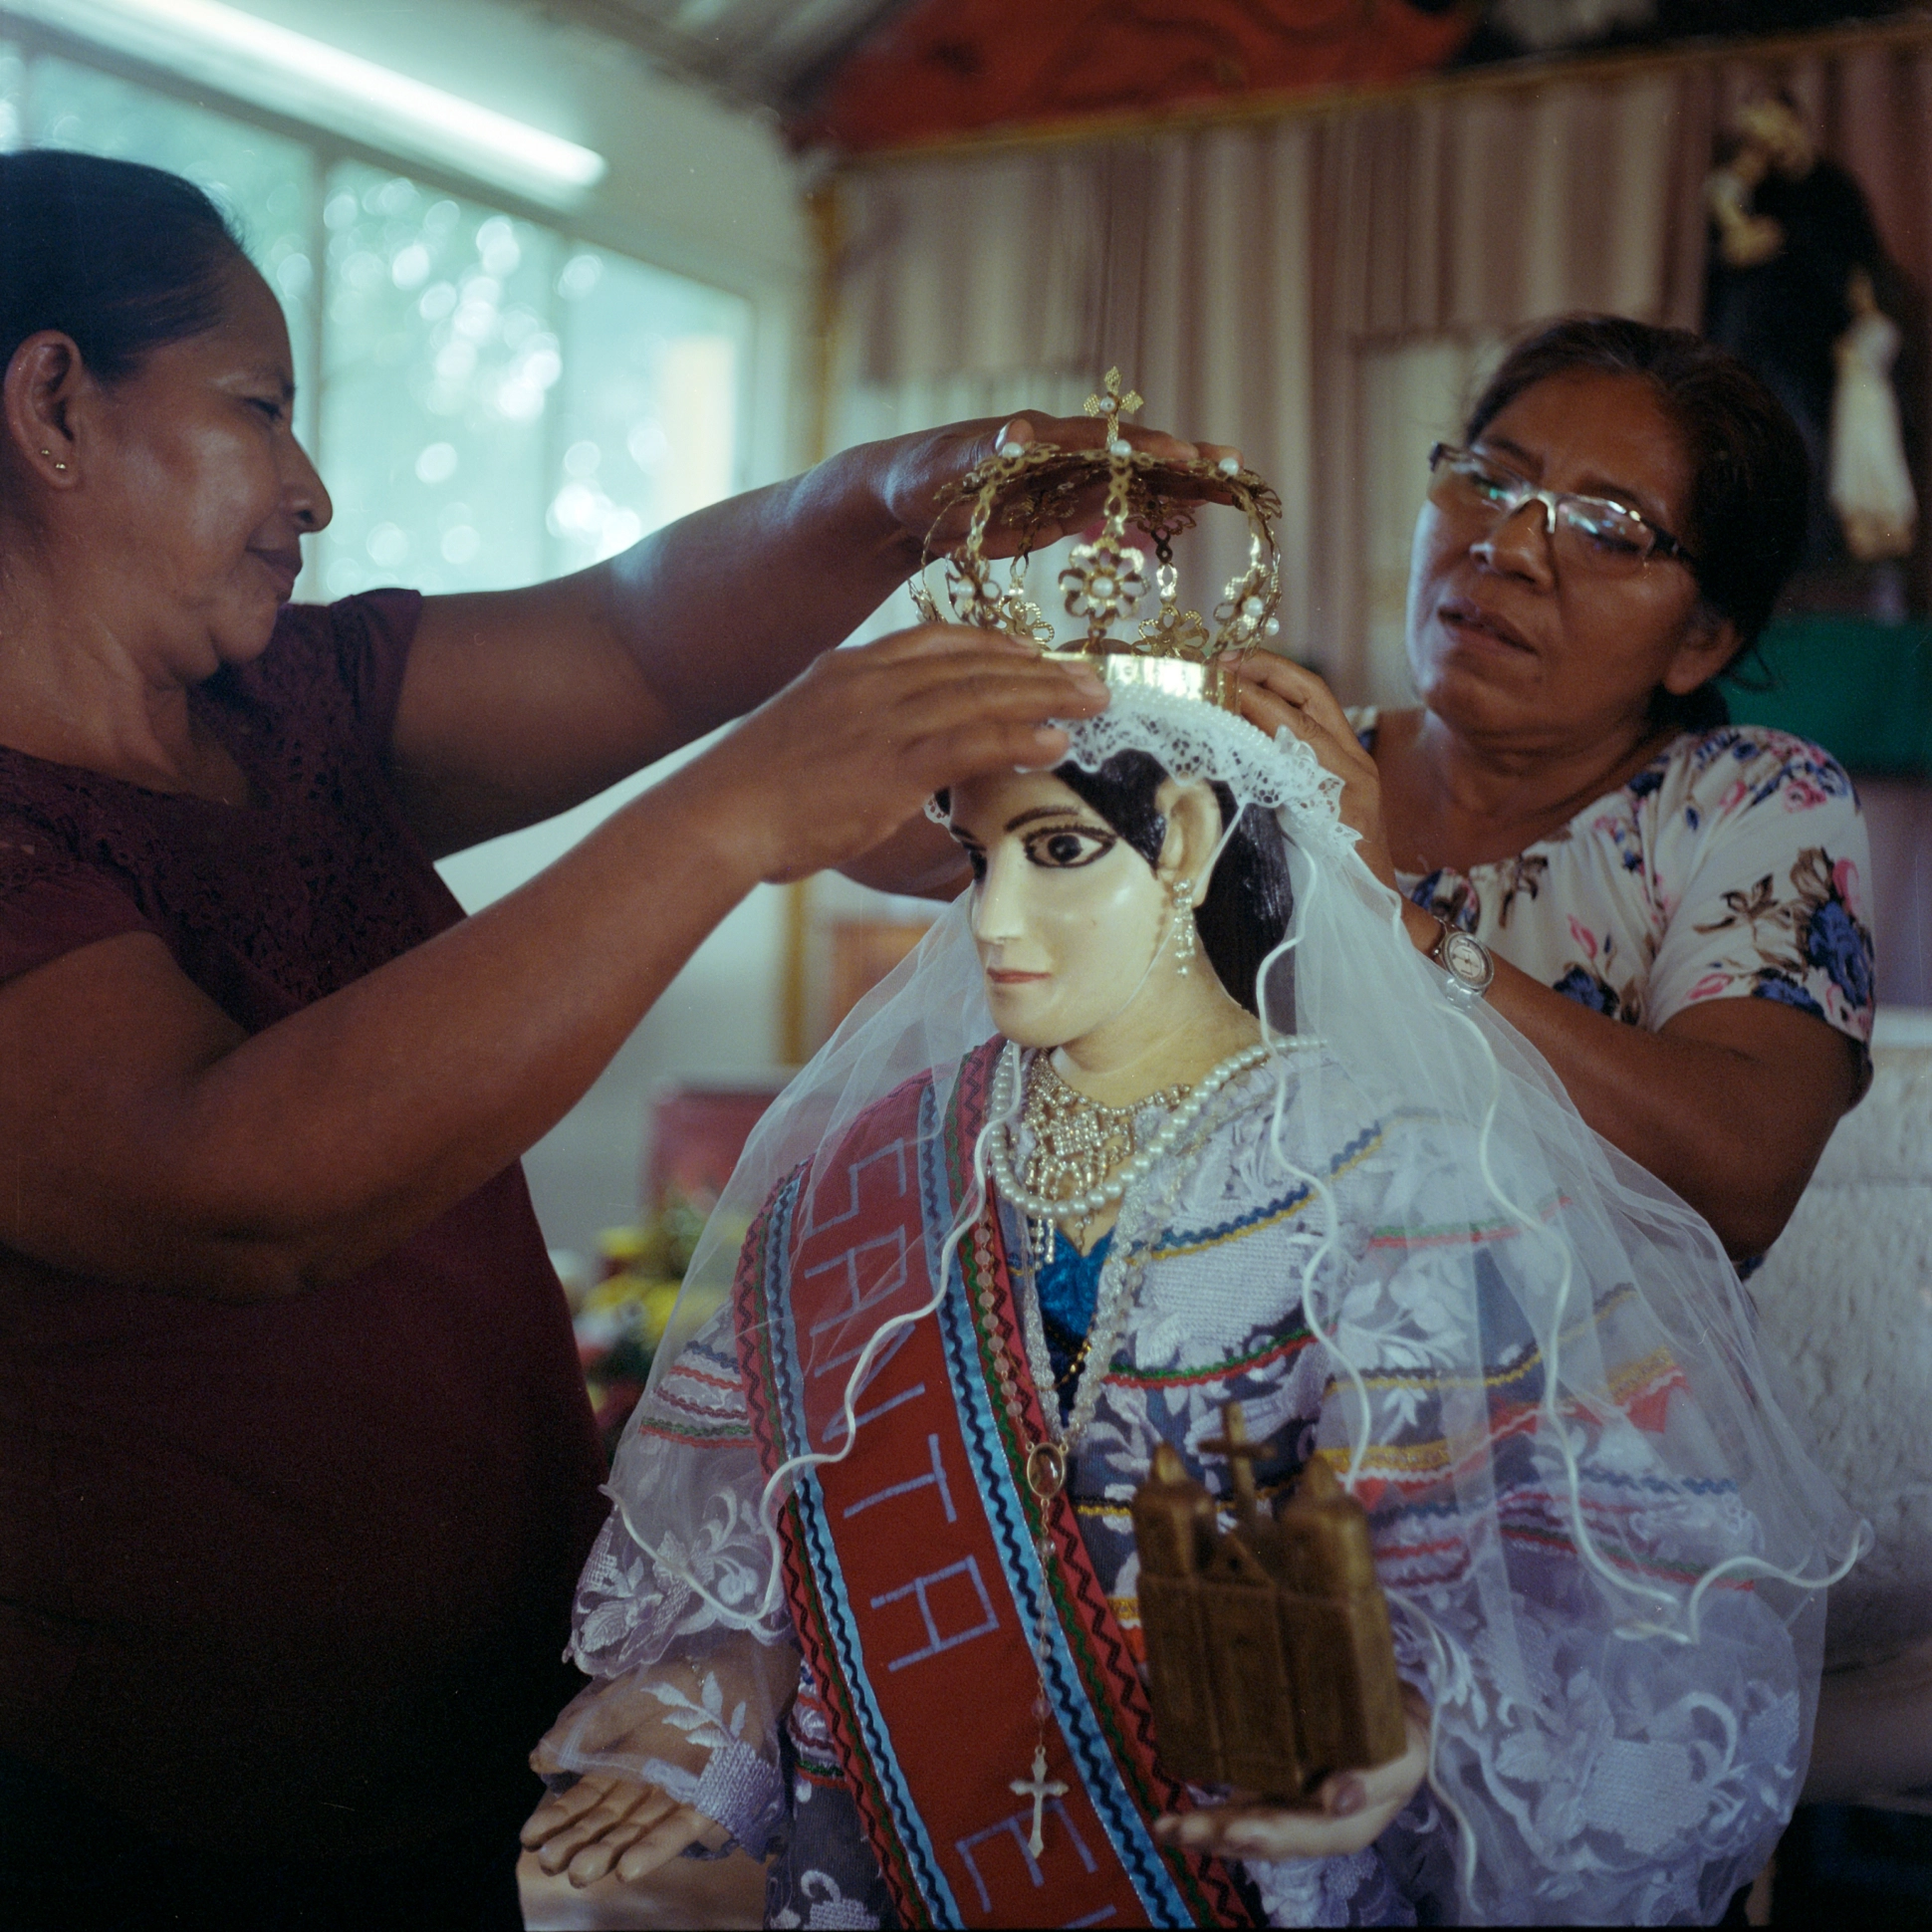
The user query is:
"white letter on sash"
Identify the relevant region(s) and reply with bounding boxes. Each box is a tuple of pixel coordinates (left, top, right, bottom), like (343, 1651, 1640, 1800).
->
(870, 1557, 998, 1670)
(842, 1432, 957, 1525)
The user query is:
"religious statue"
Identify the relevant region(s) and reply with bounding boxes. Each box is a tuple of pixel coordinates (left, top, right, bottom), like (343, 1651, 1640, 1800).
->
(1829, 265, 1919, 568)
(1702, 91, 1908, 575)
(528, 379, 1864, 1926)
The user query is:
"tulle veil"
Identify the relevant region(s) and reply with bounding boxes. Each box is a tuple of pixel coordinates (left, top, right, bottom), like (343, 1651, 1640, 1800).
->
(597, 685, 1864, 1920)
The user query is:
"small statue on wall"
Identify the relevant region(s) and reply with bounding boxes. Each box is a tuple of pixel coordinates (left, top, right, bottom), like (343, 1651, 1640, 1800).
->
(1702, 90, 1918, 602)
(1829, 266, 1918, 571)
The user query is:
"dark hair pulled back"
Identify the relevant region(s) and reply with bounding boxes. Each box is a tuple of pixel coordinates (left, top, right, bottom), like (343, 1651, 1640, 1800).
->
(1465, 315, 1809, 731)
(0, 151, 244, 387)
(1054, 751, 1293, 1017)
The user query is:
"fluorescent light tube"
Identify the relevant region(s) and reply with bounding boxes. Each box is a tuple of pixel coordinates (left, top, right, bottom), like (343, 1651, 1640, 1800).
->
(11, 0, 607, 203)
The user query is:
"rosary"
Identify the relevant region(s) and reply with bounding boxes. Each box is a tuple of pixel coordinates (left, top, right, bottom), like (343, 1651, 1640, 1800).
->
(985, 1040, 1271, 1852)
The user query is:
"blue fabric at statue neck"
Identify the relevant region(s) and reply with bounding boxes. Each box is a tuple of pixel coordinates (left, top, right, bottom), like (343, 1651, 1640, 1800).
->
(1036, 1228, 1113, 1404)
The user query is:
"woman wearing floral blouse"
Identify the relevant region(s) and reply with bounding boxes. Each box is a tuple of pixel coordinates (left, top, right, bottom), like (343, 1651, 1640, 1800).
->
(1238, 317, 1872, 1263)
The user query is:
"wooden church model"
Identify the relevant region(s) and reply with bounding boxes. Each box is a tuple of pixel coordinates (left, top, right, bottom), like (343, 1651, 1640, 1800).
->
(1130, 1403, 1407, 1801)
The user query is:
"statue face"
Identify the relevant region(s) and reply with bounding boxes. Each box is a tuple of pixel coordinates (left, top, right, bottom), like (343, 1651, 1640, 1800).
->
(945, 769, 1171, 1052)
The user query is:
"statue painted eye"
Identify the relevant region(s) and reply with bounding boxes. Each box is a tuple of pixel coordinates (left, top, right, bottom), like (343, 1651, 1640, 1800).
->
(1024, 825, 1115, 868)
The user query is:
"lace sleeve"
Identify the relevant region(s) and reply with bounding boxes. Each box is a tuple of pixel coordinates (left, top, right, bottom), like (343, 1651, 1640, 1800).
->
(535, 1630, 801, 1858)
(546, 1300, 801, 1854)
(1310, 1117, 1807, 1923)
(1245, 1845, 1417, 1928)
(569, 1299, 794, 1679)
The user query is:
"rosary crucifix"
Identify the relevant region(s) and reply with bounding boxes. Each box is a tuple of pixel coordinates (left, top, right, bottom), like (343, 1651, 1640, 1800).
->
(1010, 1740, 1069, 1857)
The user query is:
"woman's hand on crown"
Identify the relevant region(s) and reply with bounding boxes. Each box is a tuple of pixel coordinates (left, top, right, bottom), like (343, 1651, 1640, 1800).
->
(674, 623, 1109, 885)
(874, 410, 1243, 560)
(1234, 655, 1401, 891)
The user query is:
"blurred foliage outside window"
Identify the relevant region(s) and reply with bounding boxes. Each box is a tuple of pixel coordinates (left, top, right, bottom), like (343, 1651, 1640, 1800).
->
(0, 47, 748, 600)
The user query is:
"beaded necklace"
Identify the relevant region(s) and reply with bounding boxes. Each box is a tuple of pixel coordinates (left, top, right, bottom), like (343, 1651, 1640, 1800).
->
(1011, 1055, 1188, 1262)
(987, 1039, 1269, 1469)
(987, 1041, 1272, 1266)
(981, 1037, 1273, 1849)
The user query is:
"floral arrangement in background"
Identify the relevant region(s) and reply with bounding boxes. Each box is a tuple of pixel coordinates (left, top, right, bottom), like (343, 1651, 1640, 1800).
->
(564, 1082, 785, 1461)
(567, 1197, 708, 1462)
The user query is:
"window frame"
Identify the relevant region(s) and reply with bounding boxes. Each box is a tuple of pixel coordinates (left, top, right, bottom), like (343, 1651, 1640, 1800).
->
(0, 12, 776, 600)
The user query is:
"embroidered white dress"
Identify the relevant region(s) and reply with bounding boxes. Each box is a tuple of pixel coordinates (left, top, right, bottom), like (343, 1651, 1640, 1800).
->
(556, 1062, 1816, 1927)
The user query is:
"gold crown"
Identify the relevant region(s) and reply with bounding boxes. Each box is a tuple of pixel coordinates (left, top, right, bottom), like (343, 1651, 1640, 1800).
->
(912, 369, 1283, 710)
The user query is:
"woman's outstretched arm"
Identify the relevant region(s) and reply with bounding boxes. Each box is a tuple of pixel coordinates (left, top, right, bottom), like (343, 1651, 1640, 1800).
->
(0, 631, 1104, 1301)
(387, 413, 1218, 857)
(1233, 656, 1858, 1258)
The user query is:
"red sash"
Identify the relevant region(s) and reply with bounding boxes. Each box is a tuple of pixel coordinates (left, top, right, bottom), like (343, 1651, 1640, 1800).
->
(736, 1045, 1254, 1929)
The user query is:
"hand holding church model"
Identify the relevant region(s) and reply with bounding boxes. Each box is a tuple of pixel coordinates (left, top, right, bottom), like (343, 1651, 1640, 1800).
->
(527, 397, 1862, 1924)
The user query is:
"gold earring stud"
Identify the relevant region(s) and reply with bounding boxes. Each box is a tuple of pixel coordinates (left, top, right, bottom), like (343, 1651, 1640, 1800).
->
(39, 448, 66, 472)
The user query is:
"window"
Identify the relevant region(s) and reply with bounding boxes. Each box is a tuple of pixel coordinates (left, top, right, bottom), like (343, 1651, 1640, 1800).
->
(0, 40, 749, 604)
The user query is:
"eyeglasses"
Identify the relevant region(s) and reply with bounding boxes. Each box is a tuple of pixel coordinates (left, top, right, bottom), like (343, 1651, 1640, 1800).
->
(1426, 443, 1699, 576)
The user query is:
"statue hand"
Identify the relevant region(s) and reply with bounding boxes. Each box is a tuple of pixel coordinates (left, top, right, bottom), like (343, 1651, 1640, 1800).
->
(873, 410, 1242, 559)
(1152, 1685, 1431, 1863)
(520, 1772, 729, 1887)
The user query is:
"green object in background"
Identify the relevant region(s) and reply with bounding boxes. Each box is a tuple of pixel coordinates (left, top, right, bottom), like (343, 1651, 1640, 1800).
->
(1724, 618, 1932, 776)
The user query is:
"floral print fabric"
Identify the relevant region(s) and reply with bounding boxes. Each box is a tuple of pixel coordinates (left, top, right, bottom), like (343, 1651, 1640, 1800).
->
(1388, 725, 1875, 1056)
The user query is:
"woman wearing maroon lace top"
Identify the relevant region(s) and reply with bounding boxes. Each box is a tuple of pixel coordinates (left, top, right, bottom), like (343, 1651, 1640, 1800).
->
(0, 153, 1208, 1927)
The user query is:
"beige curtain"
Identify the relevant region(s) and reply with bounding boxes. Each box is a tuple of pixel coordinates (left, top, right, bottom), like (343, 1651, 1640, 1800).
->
(827, 28, 1932, 700)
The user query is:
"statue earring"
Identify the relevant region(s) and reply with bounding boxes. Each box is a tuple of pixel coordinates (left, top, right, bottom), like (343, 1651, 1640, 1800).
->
(1170, 887, 1199, 974)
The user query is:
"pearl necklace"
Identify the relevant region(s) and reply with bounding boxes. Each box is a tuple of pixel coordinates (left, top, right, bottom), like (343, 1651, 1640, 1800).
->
(987, 1040, 1272, 1232)
(1016, 1055, 1190, 1256)
(999, 1056, 1189, 1263)
(986, 1037, 1274, 1475)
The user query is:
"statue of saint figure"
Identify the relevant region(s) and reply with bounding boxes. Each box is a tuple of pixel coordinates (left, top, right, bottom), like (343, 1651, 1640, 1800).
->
(1829, 266, 1919, 569)
(1702, 91, 1910, 578)
(521, 657, 1860, 1926)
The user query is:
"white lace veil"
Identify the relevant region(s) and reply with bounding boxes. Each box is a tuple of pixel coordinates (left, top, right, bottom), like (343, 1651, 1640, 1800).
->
(594, 685, 1865, 1920)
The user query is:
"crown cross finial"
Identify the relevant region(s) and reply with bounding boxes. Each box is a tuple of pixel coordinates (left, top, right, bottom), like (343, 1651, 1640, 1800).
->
(917, 368, 1282, 690)
(1084, 366, 1143, 445)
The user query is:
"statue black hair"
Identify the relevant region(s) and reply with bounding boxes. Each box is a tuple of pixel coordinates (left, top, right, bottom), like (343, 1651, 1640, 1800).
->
(1053, 750, 1293, 1018)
